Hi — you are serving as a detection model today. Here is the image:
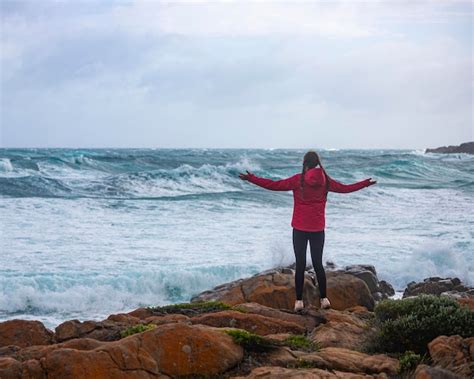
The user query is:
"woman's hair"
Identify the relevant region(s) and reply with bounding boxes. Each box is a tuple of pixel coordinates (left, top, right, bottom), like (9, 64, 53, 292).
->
(300, 150, 330, 199)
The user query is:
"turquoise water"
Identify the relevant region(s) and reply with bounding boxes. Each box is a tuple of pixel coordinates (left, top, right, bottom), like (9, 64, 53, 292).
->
(0, 148, 473, 328)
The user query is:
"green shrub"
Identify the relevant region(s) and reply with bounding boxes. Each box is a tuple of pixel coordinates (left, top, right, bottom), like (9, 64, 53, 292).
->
(224, 329, 274, 352)
(120, 323, 156, 338)
(371, 294, 474, 354)
(399, 350, 421, 373)
(283, 335, 320, 352)
(147, 300, 230, 315)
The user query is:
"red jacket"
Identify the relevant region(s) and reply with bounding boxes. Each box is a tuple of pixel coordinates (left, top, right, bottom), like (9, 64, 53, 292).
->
(247, 167, 371, 232)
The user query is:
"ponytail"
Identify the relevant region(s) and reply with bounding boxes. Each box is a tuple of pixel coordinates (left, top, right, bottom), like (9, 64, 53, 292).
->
(300, 150, 323, 199)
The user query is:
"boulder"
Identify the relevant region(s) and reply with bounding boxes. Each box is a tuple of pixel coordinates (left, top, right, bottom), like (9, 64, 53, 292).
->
(232, 302, 320, 331)
(54, 315, 142, 343)
(403, 277, 473, 298)
(326, 272, 375, 311)
(0, 320, 53, 348)
(0, 323, 244, 378)
(427, 335, 474, 378)
(331, 264, 395, 301)
(0, 357, 22, 379)
(414, 364, 464, 379)
(190, 310, 305, 335)
(309, 308, 376, 351)
(144, 314, 190, 325)
(235, 366, 384, 378)
(294, 347, 399, 375)
(192, 268, 375, 311)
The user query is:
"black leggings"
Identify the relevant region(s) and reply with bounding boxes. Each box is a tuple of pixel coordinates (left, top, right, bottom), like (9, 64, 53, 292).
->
(292, 228, 326, 300)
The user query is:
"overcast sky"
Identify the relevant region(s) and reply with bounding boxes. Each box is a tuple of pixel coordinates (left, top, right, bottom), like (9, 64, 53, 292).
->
(1, 0, 472, 149)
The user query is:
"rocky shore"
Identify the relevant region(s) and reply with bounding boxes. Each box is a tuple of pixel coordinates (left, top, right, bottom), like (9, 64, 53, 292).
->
(0, 263, 473, 378)
(425, 141, 474, 154)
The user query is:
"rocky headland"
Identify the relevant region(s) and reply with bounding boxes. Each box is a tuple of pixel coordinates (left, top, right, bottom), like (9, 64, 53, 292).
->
(425, 141, 474, 154)
(0, 263, 473, 378)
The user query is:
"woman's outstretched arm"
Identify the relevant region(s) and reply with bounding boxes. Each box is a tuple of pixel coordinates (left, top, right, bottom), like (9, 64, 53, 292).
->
(328, 176, 376, 193)
(239, 170, 299, 191)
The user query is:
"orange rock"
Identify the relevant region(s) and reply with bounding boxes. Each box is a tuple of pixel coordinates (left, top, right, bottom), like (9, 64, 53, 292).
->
(190, 310, 305, 335)
(144, 314, 190, 325)
(192, 270, 375, 312)
(296, 347, 399, 375)
(457, 297, 474, 311)
(127, 307, 154, 319)
(414, 363, 461, 379)
(232, 302, 319, 331)
(3, 322, 243, 378)
(0, 320, 53, 348)
(326, 272, 375, 311)
(0, 357, 22, 378)
(106, 313, 141, 324)
(234, 366, 379, 378)
(428, 335, 474, 378)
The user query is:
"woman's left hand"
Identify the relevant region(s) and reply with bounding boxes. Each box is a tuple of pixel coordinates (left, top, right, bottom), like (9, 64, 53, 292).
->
(239, 170, 253, 181)
(367, 178, 377, 186)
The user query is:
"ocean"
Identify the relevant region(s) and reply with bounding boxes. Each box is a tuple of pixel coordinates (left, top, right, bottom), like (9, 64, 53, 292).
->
(0, 148, 473, 328)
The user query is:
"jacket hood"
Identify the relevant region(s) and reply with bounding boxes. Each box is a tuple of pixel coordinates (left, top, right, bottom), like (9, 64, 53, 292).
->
(304, 167, 326, 187)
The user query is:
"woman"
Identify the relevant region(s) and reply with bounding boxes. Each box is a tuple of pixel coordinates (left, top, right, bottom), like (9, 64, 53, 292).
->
(239, 151, 376, 311)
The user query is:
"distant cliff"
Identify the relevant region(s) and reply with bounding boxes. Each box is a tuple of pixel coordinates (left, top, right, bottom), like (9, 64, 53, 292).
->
(425, 141, 474, 154)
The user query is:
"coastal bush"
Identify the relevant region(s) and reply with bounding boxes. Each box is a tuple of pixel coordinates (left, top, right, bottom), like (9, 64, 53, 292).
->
(398, 351, 422, 373)
(370, 294, 474, 354)
(283, 335, 320, 352)
(224, 329, 274, 352)
(147, 300, 231, 316)
(120, 323, 156, 338)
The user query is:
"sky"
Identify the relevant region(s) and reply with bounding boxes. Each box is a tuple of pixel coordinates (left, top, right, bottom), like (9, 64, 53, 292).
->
(0, 0, 472, 149)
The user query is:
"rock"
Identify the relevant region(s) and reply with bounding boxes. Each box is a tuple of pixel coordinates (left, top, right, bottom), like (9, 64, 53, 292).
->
(1, 323, 243, 378)
(235, 366, 385, 378)
(414, 364, 464, 379)
(192, 268, 375, 311)
(144, 314, 190, 325)
(259, 346, 298, 367)
(332, 264, 395, 301)
(457, 297, 474, 311)
(295, 347, 399, 375)
(326, 272, 375, 311)
(54, 315, 142, 343)
(0, 357, 22, 379)
(428, 335, 474, 378)
(403, 277, 473, 298)
(232, 302, 320, 331)
(0, 320, 53, 348)
(127, 307, 154, 319)
(425, 142, 474, 154)
(190, 310, 305, 335)
(309, 308, 376, 351)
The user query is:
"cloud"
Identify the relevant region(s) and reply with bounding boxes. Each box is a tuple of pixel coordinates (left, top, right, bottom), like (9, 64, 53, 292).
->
(1, 0, 472, 148)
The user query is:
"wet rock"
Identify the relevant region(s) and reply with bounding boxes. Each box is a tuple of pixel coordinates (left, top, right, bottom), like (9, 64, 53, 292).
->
(403, 277, 473, 298)
(425, 142, 474, 154)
